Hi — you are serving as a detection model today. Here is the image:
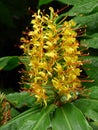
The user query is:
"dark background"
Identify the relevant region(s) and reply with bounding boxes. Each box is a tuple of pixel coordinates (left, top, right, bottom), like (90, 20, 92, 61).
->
(0, 0, 68, 92)
(0, 0, 39, 92)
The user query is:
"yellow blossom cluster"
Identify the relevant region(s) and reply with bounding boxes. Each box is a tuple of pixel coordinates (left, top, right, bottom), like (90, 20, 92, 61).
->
(20, 7, 83, 105)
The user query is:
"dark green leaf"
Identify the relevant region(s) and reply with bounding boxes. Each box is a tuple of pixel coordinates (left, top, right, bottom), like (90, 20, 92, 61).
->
(0, 106, 41, 130)
(6, 92, 36, 108)
(0, 56, 20, 71)
(0, 105, 55, 130)
(32, 104, 56, 130)
(58, 0, 81, 5)
(82, 56, 98, 87)
(19, 56, 30, 68)
(4, 57, 20, 70)
(58, 0, 98, 15)
(10, 108, 20, 118)
(74, 12, 98, 34)
(75, 98, 98, 122)
(51, 103, 92, 130)
(0, 103, 92, 130)
(87, 86, 98, 100)
(90, 121, 98, 130)
(81, 33, 98, 49)
(0, 57, 10, 70)
(38, 0, 52, 8)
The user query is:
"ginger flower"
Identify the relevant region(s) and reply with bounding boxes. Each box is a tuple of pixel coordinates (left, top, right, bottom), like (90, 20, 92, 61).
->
(20, 7, 83, 106)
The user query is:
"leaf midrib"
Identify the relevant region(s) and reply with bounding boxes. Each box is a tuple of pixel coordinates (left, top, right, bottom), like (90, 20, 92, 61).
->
(61, 107, 73, 130)
(33, 105, 55, 130)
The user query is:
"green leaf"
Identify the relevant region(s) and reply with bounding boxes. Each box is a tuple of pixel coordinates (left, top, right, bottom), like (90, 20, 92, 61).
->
(10, 108, 20, 118)
(81, 33, 98, 49)
(0, 105, 55, 130)
(0, 103, 92, 130)
(19, 56, 30, 69)
(90, 121, 98, 130)
(74, 86, 98, 122)
(75, 98, 98, 122)
(0, 106, 41, 130)
(0, 56, 20, 71)
(58, 0, 98, 15)
(86, 86, 98, 100)
(4, 57, 20, 70)
(0, 57, 10, 70)
(19, 56, 29, 64)
(51, 103, 92, 130)
(82, 56, 98, 87)
(6, 92, 36, 108)
(32, 104, 56, 130)
(37, 0, 52, 8)
(58, 0, 81, 5)
(74, 12, 98, 34)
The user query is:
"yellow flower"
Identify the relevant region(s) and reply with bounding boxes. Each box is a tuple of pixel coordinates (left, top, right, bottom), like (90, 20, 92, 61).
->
(45, 51, 57, 58)
(54, 63, 63, 74)
(31, 83, 47, 106)
(20, 7, 83, 105)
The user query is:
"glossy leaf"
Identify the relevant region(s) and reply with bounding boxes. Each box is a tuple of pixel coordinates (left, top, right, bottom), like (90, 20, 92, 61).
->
(32, 104, 56, 130)
(74, 12, 98, 34)
(75, 98, 98, 122)
(58, 0, 81, 5)
(0, 105, 55, 130)
(82, 56, 98, 87)
(58, 0, 98, 15)
(87, 86, 98, 100)
(81, 33, 98, 49)
(90, 121, 98, 130)
(0, 103, 92, 130)
(38, 0, 52, 8)
(3, 57, 20, 71)
(19, 56, 30, 70)
(51, 103, 92, 130)
(0, 56, 20, 71)
(6, 92, 36, 108)
(75, 86, 98, 122)
(0, 106, 41, 130)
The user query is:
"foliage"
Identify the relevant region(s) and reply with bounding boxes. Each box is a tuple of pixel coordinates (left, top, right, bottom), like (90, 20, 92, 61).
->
(0, 0, 98, 130)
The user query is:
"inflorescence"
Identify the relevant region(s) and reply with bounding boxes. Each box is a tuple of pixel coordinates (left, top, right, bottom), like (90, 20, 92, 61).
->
(20, 7, 83, 106)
